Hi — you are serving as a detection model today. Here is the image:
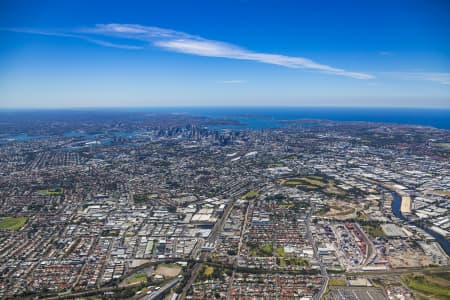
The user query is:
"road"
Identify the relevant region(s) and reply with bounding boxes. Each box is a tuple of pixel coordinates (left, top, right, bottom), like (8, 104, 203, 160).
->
(345, 265, 450, 277)
(209, 201, 234, 243)
(353, 222, 376, 267)
(308, 207, 329, 300)
(178, 201, 234, 300)
(143, 277, 180, 300)
(225, 199, 252, 299)
(178, 258, 203, 300)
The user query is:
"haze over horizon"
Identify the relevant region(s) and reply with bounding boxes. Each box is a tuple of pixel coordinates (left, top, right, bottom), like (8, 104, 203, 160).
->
(1, 0, 450, 108)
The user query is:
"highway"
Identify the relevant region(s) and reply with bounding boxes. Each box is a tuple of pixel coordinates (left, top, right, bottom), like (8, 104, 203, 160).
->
(143, 277, 180, 300)
(308, 207, 329, 300)
(344, 265, 450, 277)
(178, 201, 234, 300)
(353, 222, 376, 267)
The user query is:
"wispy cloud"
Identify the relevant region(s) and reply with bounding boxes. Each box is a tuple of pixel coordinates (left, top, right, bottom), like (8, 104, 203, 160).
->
(217, 80, 246, 84)
(388, 72, 450, 85)
(5, 25, 450, 86)
(3, 27, 143, 50)
(379, 51, 394, 56)
(89, 24, 373, 79)
(3, 24, 373, 80)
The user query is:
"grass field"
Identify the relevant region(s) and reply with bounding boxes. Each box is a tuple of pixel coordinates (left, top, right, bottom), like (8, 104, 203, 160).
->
(278, 203, 295, 209)
(38, 188, 64, 195)
(300, 177, 326, 187)
(328, 278, 347, 286)
(243, 190, 258, 200)
(275, 247, 285, 257)
(279, 177, 326, 187)
(154, 263, 181, 278)
(204, 266, 214, 277)
(269, 163, 284, 167)
(277, 257, 309, 267)
(402, 272, 450, 300)
(249, 244, 273, 257)
(277, 176, 347, 196)
(133, 194, 151, 203)
(0, 217, 27, 230)
(320, 201, 356, 219)
(126, 272, 147, 285)
(260, 244, 273, 256)
(365, 224, 386, 238)
(323, 181, 346, 196)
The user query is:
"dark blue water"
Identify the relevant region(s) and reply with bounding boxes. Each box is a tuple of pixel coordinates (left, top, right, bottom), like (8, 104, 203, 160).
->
(392, 192, 450, 256)
(2, 107, 450, 129)
(138, 107, 450, 130)
(72, 107, 450, 130)
(1, 107, 450, 142)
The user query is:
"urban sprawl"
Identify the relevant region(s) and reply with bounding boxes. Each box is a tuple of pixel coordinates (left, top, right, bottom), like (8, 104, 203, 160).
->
(0, 113, 449, 300)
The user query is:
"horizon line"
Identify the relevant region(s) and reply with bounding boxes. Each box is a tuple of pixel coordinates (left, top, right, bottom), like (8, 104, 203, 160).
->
(1, 105, 450, 111)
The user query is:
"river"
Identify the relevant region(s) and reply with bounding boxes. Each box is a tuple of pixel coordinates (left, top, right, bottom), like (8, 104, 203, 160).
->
(391, 192, 450, 256)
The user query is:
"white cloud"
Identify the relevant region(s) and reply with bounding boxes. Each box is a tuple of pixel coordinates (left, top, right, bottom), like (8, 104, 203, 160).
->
(3, 27, 143, 50)
(217, 80, 246, 84)
(4, 24, 373, 79)
(6, 24, 450, 86)
(154, 39, 373, 79)
(80, 37, 143, 50)
(412, 72, 450, 85)
(83, 23, 374, 80)
(388, 72, 450, 85)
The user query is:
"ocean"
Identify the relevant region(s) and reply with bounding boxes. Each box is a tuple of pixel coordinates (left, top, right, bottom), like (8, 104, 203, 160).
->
(138, 107, 450, 130)
(1, 107, 450, 135)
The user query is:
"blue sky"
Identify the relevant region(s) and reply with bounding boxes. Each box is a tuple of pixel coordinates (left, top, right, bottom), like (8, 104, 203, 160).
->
(0, 0, 449, 108)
